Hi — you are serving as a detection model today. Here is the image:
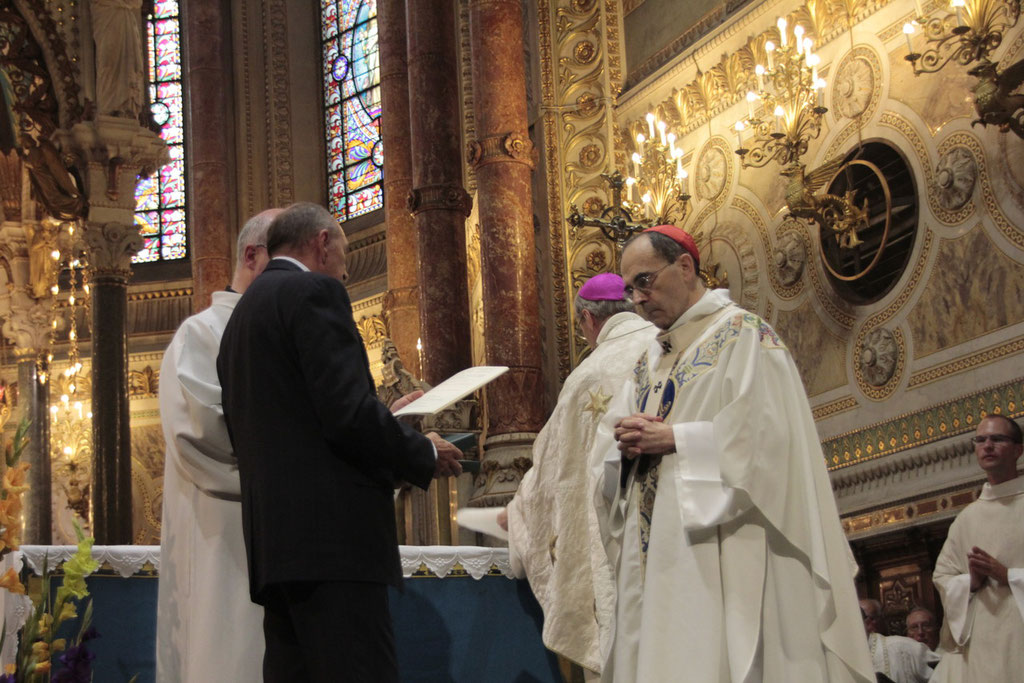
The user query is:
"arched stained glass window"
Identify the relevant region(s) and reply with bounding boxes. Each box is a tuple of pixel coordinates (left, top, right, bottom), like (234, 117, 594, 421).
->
(321, 0, 383, 222)
(133, 0, 187, 263)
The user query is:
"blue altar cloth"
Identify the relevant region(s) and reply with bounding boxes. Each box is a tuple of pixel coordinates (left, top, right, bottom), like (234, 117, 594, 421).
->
(16, 546, 562, 683)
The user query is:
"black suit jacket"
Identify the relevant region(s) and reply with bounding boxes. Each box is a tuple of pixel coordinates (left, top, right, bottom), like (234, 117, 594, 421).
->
(217, 259, 435, 603)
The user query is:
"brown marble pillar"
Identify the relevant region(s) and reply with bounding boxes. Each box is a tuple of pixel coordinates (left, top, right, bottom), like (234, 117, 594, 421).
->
(17, 356, 51, 544)
(406, 0, 472, 386)
(467, 0, 544, 505)
(183, 0, 234, 312)
(379, 0, 421, 378)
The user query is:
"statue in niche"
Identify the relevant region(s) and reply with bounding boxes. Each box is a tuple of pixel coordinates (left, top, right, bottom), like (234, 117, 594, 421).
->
(23, 219, 59, 300)
(20, 135, 86, 221)
(859, 327, 899, 387)
(92, 0, 145, 118)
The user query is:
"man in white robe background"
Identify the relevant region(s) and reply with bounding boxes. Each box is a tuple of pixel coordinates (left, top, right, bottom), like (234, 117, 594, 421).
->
(499, 273, 655, 677)
(156, 208, 280, 682)
(931, 414, 1024, 683)
(596, 225, 874, 682)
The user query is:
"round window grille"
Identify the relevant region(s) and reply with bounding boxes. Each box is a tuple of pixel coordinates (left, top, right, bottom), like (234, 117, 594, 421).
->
(820, 142, 918, 305)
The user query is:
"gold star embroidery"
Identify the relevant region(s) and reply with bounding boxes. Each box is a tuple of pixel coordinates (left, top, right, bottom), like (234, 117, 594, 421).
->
(583, 388, 612, 419)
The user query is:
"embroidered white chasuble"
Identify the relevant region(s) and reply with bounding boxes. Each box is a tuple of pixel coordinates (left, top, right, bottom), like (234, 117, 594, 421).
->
(507, 312, 656, 673)
(594, 289, 873, 683)
(931, 476, 1024, 683)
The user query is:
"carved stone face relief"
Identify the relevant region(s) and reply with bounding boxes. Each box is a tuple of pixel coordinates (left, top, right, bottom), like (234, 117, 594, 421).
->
(859, 328, 898, 387)
(934, 147, 977, 210)
(834, 56, 874, 119)
(773, 232, 806, 286)
(696, 145, 727, 200)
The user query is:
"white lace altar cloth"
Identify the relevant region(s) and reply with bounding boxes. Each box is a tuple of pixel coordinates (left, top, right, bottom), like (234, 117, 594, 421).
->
(15, 545, 512, 580)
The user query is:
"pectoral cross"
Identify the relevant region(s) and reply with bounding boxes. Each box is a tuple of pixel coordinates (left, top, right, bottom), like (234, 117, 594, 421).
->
(660, 339, 672, 354)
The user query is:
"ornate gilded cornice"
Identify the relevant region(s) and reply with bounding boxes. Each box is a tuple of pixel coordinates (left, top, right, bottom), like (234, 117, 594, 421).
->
(840, 482, 981, 538)
(908, 337, 1024, 388)
(812, 394, 859, 420)
(823, 377, 1023, 470)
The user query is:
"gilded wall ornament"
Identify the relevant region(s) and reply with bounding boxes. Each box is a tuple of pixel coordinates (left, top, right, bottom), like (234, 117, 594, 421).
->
(576, 93, 598, 116)
(858, 327, 899, 387)
(582, 196, 604, 217)
(579, 143, 602, 169)
(575, 41, 596, 64)
(834, 55, 875, 120)
(585, 248, 607, 271)
(774, 231, 807, 286)
(933, 147, 977, 210)
(695, 144, 727, 200)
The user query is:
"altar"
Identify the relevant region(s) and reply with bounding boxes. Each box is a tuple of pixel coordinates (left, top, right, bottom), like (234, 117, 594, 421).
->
(9, 545, 562, 683)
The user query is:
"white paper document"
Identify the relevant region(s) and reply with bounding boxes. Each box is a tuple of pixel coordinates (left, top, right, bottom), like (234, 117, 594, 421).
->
(392, 365, 508, 417)
(455, 506, 508, 541)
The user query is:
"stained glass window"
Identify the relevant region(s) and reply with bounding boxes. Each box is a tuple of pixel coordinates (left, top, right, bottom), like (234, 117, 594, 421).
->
(321, 0, 383, 222)
(134, 0, 187, 263)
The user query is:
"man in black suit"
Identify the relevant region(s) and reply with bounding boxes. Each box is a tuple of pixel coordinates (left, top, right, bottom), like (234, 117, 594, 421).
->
(218, 202, 463, 682)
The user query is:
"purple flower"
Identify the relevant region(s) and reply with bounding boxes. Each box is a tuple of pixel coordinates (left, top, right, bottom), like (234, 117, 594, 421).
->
(0, 673, 15, 683)
(51, 643, 96, 683)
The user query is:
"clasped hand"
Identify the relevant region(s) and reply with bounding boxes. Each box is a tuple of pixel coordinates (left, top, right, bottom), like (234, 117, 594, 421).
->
(615, 413, 674, 459)
(968, 546, 1009, 591)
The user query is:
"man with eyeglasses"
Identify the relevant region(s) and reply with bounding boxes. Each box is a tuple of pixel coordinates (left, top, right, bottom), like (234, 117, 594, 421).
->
(157, 208, 280, 682)
(931, 414, 1024, 682)
(593, 225, 873, 682)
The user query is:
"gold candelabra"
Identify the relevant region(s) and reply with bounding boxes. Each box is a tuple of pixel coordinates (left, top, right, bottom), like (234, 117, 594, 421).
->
(903, 0, 1024, 136)
(624, 114, 691, 226)
(736, 17, 869, 250)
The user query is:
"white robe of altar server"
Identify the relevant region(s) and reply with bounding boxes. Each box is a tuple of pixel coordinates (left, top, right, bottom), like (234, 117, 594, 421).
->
(594, 289, 874, 683)
(867, 633, 939, 682)
(930, 476, 1024, 683)
(157, 290, 263, 682)
(507, 311, 656, 674)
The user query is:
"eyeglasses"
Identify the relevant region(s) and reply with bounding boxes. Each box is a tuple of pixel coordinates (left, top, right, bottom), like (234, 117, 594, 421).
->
(971, 434, 1019, 445)
(623, 263, 672, 299)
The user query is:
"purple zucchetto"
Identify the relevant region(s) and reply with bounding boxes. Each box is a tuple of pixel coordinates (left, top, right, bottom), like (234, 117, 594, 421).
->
(578, 273, 627, 301)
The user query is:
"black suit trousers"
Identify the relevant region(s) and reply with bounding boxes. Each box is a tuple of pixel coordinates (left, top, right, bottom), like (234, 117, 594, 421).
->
(262, 580, 398, 683)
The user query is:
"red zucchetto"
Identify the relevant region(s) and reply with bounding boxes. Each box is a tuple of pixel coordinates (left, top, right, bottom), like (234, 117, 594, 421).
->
(643, 224, 700, 266)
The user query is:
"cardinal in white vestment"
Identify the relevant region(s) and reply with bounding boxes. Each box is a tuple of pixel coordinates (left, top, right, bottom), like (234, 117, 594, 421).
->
(502, 273, 656, 675)
(595, 225, 875, 683)
(930, 413, 1024, 683)
(157, 209, 280, 682)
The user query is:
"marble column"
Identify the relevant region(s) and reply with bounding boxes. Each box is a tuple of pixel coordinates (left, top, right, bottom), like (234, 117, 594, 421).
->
(379, 0, 421, 378)
(406, 0, 472, 386)
(17, 357, 52, 544)
(183, 0, 234, 311)
(63, 116, 167, 543)
(468, 0, 544, 505)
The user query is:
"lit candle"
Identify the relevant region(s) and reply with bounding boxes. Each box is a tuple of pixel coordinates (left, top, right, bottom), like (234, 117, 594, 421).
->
(808, 54, 819, 84)
(914, 0, 924, 15)
(903, 22, 915, 53)
(679, 167, 689, 195)
(755, 64, 765, 91)
(676, 156, 684, 179)
(416, 338, 424, 374)
(777, 17, 788, 47)
(735, 120, 745, 148)
(657, 120, 667, 146)
(951, 0, 964, 26)
(626, 176, 637, 202)
(816, 78, 826, 108)
(774, 104, 785, 133)
(667, 132, 677, 156)
(632, 152, 642, 178)
(636, 133, 646, 154)
(765, 41, 775, 70)
(746, 91, 756, 117)
(803, 38, 813, 64)
(646, 112, 656, 139)
(794, 25, 804, 55)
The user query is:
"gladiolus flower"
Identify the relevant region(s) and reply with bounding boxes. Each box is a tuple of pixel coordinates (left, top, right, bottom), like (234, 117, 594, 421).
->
(0, 568, 25, 594)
